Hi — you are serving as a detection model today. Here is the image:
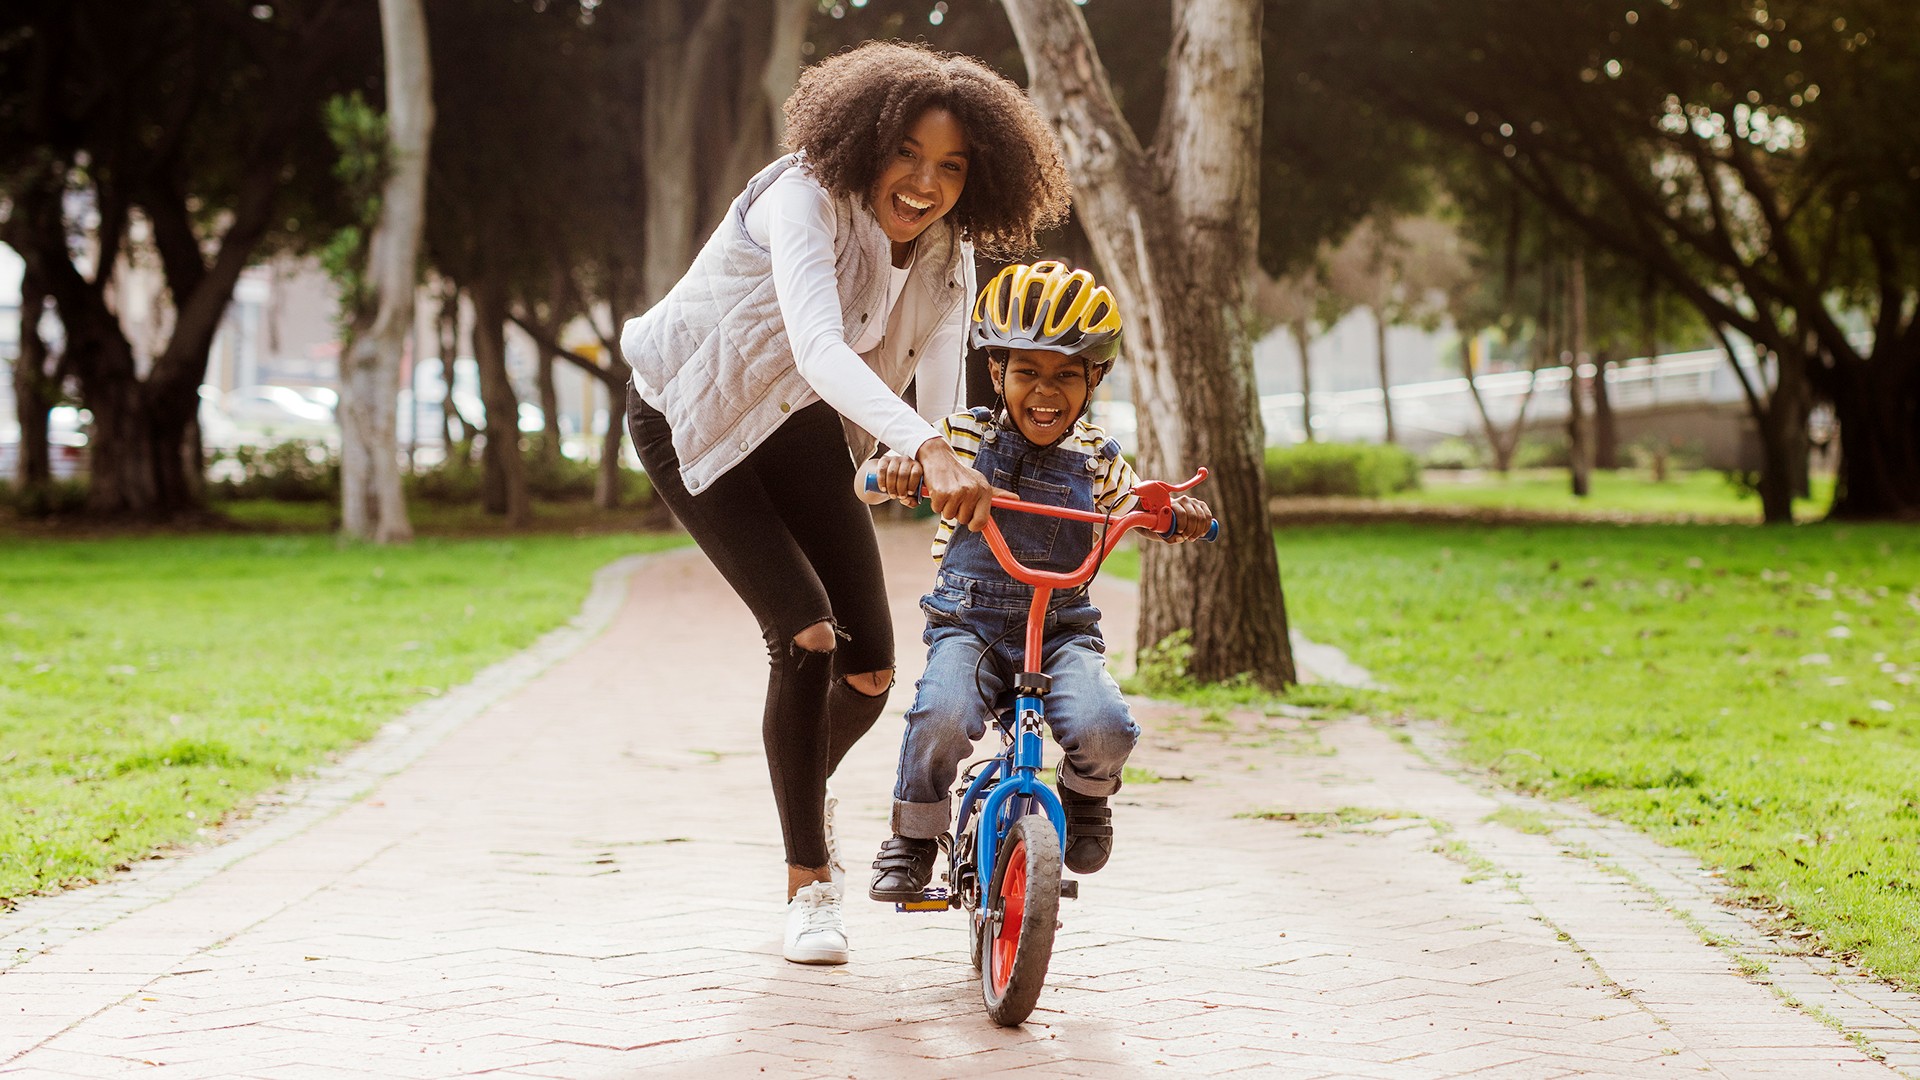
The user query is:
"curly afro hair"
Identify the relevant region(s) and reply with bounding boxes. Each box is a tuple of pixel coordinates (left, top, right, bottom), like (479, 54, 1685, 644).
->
(783, 40, 1071, 262)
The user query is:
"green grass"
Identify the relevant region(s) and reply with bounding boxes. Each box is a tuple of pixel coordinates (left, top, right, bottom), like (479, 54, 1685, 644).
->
(1387, 468, 1834, 521)
(1484, 805, 1558, 835)
(1263, 521, 1920, 985)
(209, 497, 664, 535)
(0, 528, 686, 901)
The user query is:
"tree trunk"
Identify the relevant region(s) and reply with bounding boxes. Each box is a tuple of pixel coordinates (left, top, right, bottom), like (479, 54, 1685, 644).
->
(1776, 345, 1812, 501)
(1289, 318, 1314, 443)
(82, 369, 161, 516)
(11, 271, 55, 493)
(1827, 347, 1920, 521)
(1592, 352, 1618, 469)
(340, 0, 431, 543)
(508, 310, 633, 510)
(1373, 306, 1396, 444)
(641, 2, 728, 305)
(1566, 252, 1592, 498)
(1754, 404, 1796, 526)
(1005, 0, 1294, 688)
(535, 348, 562, 466)
(1462, 333, 1538, 474)
(761, 0, 811, 147)
(471, 277, 529, 524)
(435, 289, 469, 455)
(596, 395, 625, 510)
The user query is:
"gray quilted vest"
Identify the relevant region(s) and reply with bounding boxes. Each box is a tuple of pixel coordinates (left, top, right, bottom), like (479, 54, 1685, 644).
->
(620, 154, 970, 495)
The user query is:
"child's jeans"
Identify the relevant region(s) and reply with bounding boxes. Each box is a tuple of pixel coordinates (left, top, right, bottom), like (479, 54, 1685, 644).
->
(890, 574, 1140, 839)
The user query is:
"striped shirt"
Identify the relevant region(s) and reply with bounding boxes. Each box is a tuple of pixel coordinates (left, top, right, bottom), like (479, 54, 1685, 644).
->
(927, 410, 1141, 560)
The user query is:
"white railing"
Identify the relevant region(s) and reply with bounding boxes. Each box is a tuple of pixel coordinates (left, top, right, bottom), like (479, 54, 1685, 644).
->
(1255, 348, 1763, 446)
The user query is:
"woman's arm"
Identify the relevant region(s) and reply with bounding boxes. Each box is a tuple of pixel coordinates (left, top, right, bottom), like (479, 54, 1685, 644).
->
(762, 173, 941, 456)
(909, 247, 970, 424)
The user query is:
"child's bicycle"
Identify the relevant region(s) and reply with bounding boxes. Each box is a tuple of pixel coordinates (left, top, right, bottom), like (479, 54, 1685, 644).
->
(866, 467, 1218, 1026)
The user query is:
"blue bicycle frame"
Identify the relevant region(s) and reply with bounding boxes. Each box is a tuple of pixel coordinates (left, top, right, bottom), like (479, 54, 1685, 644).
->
(956, 696, 1069, 895)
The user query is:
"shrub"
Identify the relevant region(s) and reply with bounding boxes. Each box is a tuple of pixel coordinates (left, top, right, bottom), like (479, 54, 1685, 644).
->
(1511, 436, 1571, 470)
(1124, 629, 1196, 697)
(207, 440, 339, 502)
(1625, 436, 1706, 480)
(1264, 442, 1421, 498)
(0, 478, 91, 517)
(407, 457, 484, 504)
(408, 441, 653, 507)
(1421, 436, 1485, 471)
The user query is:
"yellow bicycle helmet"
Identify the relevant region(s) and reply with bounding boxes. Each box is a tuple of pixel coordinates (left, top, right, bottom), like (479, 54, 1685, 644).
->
(970, 261, 1123, 369)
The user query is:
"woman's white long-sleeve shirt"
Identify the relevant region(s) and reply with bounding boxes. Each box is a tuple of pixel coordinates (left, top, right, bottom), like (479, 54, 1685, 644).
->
(743, 167, 960, 457)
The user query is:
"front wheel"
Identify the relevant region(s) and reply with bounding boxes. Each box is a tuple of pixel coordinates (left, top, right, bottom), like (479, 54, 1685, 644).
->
(981, 813, 1061, 1026)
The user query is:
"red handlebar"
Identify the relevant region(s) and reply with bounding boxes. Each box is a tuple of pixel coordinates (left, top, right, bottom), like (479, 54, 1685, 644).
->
(861, 465, 1216, 674)
(975, 468, 1212, 589)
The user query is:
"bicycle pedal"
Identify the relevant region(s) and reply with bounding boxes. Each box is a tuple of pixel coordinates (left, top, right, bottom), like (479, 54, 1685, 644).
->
(1060, 879, 1079, 899)
(896, 887, 952, 913)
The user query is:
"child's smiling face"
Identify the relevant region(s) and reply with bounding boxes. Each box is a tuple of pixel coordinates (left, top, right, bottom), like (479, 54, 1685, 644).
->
(993, 348, 1097, 446)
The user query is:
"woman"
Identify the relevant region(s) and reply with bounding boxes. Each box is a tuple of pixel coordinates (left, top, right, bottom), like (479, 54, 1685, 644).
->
(620, 40, 1070, 965)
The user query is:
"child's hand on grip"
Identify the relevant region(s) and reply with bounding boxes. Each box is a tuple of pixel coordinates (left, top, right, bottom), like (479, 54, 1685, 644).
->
(1167, 495, 1213, 543)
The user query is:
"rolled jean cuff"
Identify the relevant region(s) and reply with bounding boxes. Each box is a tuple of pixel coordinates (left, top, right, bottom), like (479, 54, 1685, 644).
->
(891, 798, 952, 839)
(1058, 763, 1124, 798)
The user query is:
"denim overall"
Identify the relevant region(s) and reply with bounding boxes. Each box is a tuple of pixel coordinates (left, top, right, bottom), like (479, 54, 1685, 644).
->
(890, 411, 1141, 839)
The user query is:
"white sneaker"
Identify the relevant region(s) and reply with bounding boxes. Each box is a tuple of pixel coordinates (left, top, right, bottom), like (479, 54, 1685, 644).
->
(824, 785, 844, 887)
(784, 881, 849, 965)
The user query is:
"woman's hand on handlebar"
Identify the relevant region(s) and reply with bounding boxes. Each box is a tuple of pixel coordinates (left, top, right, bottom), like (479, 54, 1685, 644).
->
(870, 453, 924, 507)
(916, 437, 999, 533)
(1166, 494, 1214, 543)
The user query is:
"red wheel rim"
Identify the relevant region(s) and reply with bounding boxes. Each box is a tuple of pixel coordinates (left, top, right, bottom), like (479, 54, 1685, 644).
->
(990, 838, 1028, 996)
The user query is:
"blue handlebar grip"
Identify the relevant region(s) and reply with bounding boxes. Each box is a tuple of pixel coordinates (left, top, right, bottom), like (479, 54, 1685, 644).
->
(864, 473, 879, 492)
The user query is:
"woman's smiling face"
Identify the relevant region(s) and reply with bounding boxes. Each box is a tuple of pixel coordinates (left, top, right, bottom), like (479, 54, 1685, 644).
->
(993, 348, 1094, 446)
(869, 107, 969, 261)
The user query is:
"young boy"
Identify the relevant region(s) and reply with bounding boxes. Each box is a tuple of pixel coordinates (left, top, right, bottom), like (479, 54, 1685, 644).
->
(862, 261, 1213, 902)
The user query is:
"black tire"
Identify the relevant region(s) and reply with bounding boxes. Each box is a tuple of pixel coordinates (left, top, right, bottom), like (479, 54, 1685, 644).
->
(980, 814, 1061, 1026)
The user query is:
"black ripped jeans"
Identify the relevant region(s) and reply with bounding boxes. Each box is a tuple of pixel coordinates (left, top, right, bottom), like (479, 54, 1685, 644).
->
(628, 388, 893, 869)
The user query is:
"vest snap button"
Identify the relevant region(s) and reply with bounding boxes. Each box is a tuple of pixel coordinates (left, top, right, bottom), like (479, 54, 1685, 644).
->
(779, 401, 790, 412)
(907, 349, 915, 358)
(860, 313, 869, 323)
(739, 440, 750, 452)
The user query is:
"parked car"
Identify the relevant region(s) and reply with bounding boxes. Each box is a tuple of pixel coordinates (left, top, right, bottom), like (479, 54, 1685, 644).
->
(0, 405, 90, 480)
(217, 385, 338, 444)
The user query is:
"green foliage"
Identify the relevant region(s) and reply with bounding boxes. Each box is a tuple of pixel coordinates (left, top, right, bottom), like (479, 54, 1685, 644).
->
(320, 91, 391, 324)
(0, 479, 91, 518)
(1625, 436, 1708, 479)
(0, 530, 688, 900)
(1422, 436, 1486, 471)
(1390, 468, 1834, 520)
(1266, 442, 1421, 498)
(407, 444, 652, 507)
(195, 437, 652, 509)
(1127, 628, 1196, 697)
(1511, 437, 1570, 471)
(207, 441, 341, 502)
(1275, 520, 1920, 985)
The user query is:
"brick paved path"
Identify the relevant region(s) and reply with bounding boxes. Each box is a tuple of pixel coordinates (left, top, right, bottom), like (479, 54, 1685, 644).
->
(5, 524, 1919, 1079)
